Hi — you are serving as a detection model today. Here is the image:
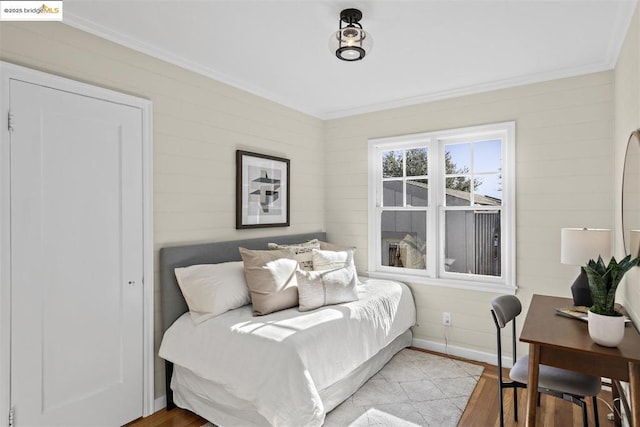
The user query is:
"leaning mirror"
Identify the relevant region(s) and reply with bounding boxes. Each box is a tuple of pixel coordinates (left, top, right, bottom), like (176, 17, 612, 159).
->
(622, 130, 640, 254)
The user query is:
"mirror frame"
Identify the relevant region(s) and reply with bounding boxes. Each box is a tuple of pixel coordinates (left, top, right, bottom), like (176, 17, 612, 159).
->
(622, 129, 640, 254)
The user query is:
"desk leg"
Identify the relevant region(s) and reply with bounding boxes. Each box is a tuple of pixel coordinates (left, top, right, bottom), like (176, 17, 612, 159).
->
(630, 362, 640, 427)
(526, 344, 540, 427)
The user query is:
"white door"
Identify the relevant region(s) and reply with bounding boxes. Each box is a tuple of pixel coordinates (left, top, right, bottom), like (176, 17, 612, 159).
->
(9, 79, 143, 426)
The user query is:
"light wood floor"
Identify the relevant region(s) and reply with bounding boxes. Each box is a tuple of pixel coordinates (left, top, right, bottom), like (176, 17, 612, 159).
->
(128, 352, 616, 427)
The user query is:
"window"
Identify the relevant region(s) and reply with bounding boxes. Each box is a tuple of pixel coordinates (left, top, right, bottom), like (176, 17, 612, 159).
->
(368, 122, 515, 292)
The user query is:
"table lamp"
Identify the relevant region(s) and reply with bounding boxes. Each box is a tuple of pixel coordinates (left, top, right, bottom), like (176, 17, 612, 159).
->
(560, 228, 612, 307)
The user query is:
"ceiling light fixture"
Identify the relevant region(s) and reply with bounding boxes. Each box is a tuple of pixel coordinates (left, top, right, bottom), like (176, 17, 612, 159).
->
(329, 8, 372, 61)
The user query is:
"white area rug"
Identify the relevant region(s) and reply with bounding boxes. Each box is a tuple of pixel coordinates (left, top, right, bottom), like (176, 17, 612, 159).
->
(203, 348, 483, 426)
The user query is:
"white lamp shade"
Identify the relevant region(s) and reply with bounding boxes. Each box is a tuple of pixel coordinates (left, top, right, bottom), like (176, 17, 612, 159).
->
(560, 228, 612, 265)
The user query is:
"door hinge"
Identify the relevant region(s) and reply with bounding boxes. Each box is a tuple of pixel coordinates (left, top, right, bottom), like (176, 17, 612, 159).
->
(8, 111, 14, 132)
(8, 406, 14, 427)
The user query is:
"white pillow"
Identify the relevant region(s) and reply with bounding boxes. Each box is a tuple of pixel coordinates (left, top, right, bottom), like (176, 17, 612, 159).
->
(312, 248, 357, 273)
(296, 265, 359, 312)
(174, 261, 251, 324)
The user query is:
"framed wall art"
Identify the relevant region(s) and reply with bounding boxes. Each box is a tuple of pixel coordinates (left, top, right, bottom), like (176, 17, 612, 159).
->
(236, 150, 290, 229)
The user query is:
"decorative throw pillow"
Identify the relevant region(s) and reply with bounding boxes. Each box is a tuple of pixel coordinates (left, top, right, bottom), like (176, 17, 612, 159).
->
(318, 240, 355, 252)
(174, 261, 251, 324)
(267, 239, 320, 270)
(296, 265, 359, 312)
(239, 247, 299, 315)
(312, 248, 357, 273)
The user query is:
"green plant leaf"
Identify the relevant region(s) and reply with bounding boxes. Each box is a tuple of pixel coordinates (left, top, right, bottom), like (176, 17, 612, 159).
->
(584, 254, 640, 316)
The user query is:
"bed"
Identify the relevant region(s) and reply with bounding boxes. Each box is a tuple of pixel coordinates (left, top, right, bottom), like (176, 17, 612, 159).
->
(158, 232, 416, 426)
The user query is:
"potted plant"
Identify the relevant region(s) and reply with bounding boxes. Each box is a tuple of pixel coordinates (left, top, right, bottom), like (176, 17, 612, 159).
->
(583, 255, 639, 347)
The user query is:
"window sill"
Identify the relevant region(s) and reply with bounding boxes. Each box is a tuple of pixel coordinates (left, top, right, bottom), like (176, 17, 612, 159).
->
(366, 271, 517, 294)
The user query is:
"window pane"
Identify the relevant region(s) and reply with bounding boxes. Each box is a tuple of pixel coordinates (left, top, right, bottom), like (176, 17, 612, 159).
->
(445, 143, 471, 174)
(474, 139, 502, 173)
(406, 148, 428, 176)
(381, 211, 427, 270)
(382, 151, 403, 178)
(383, 180, 403, 207)
(474, 174, 502, 206)
(444, 210, 501, 276)
(407, 179, 428, 206)
(446, 177, 471, 206)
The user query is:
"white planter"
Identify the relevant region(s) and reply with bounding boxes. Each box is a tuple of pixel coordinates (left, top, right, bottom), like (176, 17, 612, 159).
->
(588, 310, 625, 347)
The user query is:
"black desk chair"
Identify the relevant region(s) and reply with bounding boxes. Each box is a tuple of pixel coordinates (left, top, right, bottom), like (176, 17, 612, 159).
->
(491, 295, 601, 427)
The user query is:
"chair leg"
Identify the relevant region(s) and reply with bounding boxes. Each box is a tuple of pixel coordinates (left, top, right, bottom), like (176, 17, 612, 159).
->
(581, 399, 588, 427)
(498, 383, 505, 427)
(592, 396, 599, 427)
(513, 387, 518, 422)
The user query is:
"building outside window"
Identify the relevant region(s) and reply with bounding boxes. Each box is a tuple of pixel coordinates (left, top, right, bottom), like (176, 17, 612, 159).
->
(367, 122, 516, 292)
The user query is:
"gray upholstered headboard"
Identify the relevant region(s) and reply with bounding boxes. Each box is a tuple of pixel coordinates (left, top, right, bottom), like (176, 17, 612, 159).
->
(159, 231, 327, 335)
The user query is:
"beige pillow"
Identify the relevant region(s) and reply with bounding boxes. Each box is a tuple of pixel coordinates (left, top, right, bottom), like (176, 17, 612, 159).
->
(312, 248, 357, 273)
(296, 265, 359, 312)
(174, 262, 251, 324)
(318, 240, 355, 252)
(239, 247, 299, 315)
(267, 239, 320, 270)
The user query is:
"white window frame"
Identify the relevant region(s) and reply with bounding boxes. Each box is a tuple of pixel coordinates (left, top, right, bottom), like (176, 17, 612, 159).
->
(367, 121, 516, 294)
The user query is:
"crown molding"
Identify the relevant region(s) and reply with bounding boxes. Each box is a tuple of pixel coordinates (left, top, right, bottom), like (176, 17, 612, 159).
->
(62, 12, 324, 119)
(319, 61, 614, 120)
(604, 0, 637, 69)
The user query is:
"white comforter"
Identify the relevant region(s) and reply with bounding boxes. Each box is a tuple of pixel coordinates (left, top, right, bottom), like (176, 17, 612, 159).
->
(159, 278, 416, 427)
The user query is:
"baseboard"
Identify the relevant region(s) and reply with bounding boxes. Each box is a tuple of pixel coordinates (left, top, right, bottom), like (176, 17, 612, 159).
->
(154, 395, 167, 413)
(412, 337, 513, 368)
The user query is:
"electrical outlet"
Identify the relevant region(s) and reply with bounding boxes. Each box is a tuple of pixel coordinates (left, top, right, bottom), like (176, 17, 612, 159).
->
(442, 312, 451, 326)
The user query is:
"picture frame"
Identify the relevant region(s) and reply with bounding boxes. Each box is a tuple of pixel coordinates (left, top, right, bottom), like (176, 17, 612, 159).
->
(236, 150, 290, 229)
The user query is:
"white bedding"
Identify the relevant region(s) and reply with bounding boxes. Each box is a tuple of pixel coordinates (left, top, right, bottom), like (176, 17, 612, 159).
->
(159, 278, 416, 427)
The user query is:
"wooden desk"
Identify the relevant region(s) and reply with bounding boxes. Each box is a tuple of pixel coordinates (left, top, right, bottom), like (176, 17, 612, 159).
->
(520, 294, 640, 427)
